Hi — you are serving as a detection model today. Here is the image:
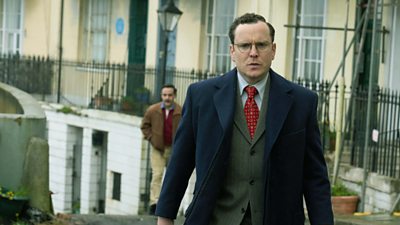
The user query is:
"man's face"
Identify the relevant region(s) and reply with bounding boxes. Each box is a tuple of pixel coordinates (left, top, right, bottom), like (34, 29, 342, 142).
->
(230, 21, 276, 84)
(161, 87, 175, 108)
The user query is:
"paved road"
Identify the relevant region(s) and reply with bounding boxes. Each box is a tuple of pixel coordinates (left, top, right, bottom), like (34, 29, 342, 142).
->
(69, 214, 184, 225)
(67, 213, 400, 225)
(334, 214, 400, 225)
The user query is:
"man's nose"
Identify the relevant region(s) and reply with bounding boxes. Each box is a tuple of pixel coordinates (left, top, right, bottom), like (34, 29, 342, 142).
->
(249, 44, 259, 56)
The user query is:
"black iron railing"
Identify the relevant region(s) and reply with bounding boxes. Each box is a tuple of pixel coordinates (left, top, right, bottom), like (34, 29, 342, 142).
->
(297, 78, 400, 179)
(0, 54, 53, 99)
(1, 54, 400, 179)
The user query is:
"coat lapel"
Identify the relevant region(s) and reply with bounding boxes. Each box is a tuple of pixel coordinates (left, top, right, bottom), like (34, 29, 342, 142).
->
(234, 87, 252, 144)
(212, 69, 293, 162)
(264, 71, 293, 161)
(213, 70, 237, 135)
(251, 75, 271, 145)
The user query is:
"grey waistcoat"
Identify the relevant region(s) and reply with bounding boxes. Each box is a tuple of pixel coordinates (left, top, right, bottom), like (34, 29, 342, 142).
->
(210, 78, 270, 225)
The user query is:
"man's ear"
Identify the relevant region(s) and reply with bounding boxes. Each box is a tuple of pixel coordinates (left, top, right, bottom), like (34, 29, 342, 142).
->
(271, 43, 276, 60)
(230, 44, 236, 62)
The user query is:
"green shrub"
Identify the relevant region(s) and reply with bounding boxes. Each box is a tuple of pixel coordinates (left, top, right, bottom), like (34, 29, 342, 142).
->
(331, 183, 357, 196)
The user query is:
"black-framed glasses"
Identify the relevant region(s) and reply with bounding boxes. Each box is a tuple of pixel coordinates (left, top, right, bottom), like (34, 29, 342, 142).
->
(234, 42, 271, 53)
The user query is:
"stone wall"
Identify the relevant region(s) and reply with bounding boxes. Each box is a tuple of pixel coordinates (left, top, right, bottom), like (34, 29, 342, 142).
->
(0, 82, 49, 213)
(0, 83, 23, 114)
(338, 164, 400, 212)
(0, 82, 46, 189)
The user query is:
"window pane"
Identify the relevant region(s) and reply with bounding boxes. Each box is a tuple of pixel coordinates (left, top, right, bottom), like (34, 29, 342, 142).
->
(305, 40, 311, 59)
(112, 172, 121, 201)
(0, 0, 3, 14)
(207, 0, 214, 34)
(304, 61, 310, 78)
(311, 40, 318, 59)
(92, 33, 106, 61)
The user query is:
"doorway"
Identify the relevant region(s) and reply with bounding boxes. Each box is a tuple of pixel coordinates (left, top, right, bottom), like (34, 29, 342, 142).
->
(92, 130, 108, 213)
(69, 126, 83, 214)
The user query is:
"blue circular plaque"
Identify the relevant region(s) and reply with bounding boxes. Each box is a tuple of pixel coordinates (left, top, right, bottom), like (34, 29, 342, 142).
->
(116, 18, 124, 35)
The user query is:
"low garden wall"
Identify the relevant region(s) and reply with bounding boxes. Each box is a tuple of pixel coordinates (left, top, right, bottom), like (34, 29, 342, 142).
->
(0, 82, 50, 213)
(338, 164, 400, 212)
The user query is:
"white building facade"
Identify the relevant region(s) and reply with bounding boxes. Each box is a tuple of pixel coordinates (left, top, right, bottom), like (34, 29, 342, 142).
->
(43, 103, 145, 214)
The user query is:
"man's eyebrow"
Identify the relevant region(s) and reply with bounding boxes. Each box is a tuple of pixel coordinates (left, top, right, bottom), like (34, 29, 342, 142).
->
(235, 41, 270, 44)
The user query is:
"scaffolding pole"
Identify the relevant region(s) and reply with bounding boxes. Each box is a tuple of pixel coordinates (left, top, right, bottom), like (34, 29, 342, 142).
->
(331, 0, 372, 186)
(360, 0, 382, 213)
(332, 0, 350, 186)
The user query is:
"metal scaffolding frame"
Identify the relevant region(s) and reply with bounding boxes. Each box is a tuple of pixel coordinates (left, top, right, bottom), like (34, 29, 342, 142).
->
(286, 0, 397, 212)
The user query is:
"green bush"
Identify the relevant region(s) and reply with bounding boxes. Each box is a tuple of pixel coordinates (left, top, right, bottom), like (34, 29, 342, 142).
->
(331, 183, 357, 196)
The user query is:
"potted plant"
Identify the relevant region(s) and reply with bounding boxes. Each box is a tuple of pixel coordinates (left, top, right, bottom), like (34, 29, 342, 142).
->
(121, 87, 150, 116)
(120, 96, 135, 112)
(331, 182, 359, 215)
(134, 87, 150, 104)
(0, 186, 29, 219)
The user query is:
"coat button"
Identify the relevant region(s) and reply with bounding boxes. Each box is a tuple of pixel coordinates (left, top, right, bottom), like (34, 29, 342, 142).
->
(249, 180, 255, 185)
(250, 150, 255, 155)
(241, 208, 246, 214)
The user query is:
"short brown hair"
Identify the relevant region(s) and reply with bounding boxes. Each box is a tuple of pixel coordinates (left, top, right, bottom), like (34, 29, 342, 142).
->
(161, 83, 177, 95)
(228, 13, 275, 44)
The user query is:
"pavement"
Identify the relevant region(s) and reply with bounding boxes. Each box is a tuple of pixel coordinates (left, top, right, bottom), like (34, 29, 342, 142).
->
(65, 213, 400, 225)
(67, 214, 184, 225)
(333, 214, 400, 225)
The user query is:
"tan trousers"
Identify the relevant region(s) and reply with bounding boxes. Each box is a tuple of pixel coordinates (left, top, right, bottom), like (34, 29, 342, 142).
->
(150, 145, 172, 205)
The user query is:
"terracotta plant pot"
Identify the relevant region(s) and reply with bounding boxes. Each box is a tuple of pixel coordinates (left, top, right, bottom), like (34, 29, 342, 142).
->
(331, 196, 359, 215)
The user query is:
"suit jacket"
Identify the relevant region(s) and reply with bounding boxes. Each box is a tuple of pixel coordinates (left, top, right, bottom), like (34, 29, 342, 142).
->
(156, 68, 334, 225)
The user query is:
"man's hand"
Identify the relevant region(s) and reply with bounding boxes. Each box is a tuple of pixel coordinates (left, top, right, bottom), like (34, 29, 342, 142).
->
(157, 217, 174, 225)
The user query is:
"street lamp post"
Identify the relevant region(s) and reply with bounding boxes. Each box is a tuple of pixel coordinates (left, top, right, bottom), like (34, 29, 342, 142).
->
(157, 0, 182, 93)
(144, 0, 182, 211)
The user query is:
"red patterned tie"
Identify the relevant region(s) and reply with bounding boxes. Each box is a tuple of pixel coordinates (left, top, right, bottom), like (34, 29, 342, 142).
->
(244, 86, 259, 139)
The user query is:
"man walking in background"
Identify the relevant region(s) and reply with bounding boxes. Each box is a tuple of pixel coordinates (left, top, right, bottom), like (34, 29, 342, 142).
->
(141, 84, 182, 215)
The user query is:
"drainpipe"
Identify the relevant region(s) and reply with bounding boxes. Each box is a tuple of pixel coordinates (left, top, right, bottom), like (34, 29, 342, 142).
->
(57, 0, 64, 103)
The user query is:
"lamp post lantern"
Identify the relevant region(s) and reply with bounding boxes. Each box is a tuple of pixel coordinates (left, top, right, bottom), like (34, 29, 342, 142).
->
(157, 0, 182, 94)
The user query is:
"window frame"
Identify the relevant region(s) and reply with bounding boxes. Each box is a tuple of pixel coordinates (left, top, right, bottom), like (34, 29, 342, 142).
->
(0, 0, 24, 54)
(79, 0, 111, 63)
(204, 0, 236, 74)
(111, 171, 121, 201)
(293, 0, 327, 82)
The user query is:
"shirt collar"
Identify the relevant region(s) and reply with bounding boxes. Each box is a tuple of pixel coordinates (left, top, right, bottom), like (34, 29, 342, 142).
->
(161, 102, 175, 110)
(237, 71, 269, 96)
